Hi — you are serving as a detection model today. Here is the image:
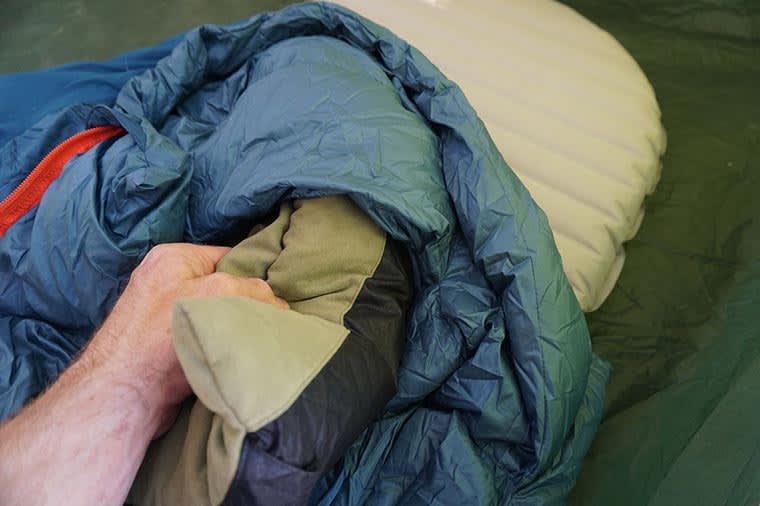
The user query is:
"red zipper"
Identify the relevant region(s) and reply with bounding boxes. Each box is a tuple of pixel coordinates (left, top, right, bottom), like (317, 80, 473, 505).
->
(0, 125, 126, 237)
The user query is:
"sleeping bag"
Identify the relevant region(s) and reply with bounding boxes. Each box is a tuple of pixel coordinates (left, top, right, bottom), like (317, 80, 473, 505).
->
(0, 2, 610, 504)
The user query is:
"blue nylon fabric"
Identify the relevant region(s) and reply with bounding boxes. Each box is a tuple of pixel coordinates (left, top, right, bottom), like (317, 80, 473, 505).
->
(0, 3, 610, 503)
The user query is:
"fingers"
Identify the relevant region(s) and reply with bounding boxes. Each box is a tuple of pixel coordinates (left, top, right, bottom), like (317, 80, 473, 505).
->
(137, 243, 233, 281)
(233, 276, 290, 309)
(195, 272, 289, 309)
(135, 243, 289, 309)
(191, 245, 234, 269)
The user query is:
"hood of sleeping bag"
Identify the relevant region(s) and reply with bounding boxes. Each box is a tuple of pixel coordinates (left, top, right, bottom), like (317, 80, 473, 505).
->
(0, 2, 610, 504)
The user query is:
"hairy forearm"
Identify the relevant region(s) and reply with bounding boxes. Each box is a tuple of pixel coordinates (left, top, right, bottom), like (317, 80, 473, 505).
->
(0, 244, 285, 505)
(0, 341, 161, 506)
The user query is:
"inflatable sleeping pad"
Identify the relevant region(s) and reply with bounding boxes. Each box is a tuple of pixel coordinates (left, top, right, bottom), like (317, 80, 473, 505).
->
(0, 3, 610, 504)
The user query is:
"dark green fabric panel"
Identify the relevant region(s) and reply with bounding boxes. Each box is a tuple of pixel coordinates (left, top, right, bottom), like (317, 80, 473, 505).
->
(561, 1, 760, 504)
(648, 350, 760, 506)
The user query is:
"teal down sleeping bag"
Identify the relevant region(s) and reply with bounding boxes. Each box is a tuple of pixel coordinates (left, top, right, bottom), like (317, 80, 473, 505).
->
(0, 2, 610, 503)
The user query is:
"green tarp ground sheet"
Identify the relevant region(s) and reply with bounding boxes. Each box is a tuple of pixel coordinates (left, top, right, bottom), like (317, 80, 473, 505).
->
(561, 2, 760, 505)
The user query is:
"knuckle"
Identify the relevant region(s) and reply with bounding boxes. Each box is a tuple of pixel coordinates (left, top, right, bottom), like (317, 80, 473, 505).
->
(201, 272, 235, 294)
(194, 273, 275, 300)
(131, 244, 178, 283)
(141, 243, 176, 266)
(129, 244, 191, 290)
(130, 260, 154, 285)
(249, 278, 275, 300)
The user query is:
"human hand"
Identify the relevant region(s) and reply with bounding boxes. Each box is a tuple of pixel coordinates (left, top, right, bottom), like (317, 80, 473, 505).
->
(87, 243, 288, 437)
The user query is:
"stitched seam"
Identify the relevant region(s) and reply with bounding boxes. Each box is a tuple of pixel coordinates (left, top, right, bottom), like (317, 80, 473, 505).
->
(176, 303, 247, 505)
(178, 303, 247, 430)
(340, 232, 388, 327)
(246, 324, 350, 432)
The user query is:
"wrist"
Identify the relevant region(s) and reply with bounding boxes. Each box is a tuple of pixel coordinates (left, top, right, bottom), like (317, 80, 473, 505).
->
(80, 334, 167, 436)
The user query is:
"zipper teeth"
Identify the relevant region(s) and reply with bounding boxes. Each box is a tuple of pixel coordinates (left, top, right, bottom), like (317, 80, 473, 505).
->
(2, 139, 79, 204)
(1, 126, 124, 208)
(2, 148, 66, 209)
(0, 125, 125, 236)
